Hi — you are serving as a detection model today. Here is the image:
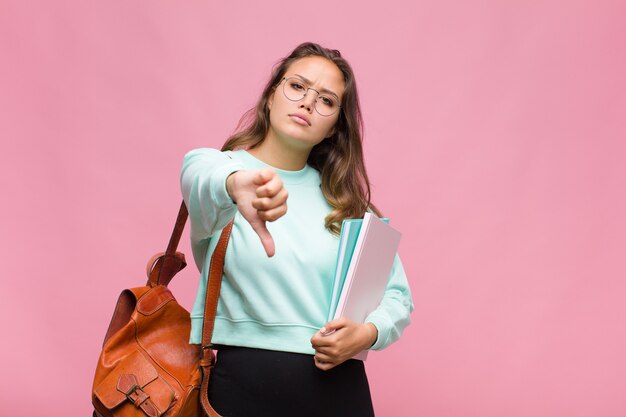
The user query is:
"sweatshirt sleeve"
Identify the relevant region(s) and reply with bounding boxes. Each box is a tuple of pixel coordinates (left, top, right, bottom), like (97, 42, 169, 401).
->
(180, 148, 244, 270)
(364, 254, 414, 350)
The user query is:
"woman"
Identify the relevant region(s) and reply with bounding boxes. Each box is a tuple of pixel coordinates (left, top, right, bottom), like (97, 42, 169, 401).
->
(181, 42, 413, 417)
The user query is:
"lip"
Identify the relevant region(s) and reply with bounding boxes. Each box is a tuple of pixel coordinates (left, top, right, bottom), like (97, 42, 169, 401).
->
(288, 113, 311, 126)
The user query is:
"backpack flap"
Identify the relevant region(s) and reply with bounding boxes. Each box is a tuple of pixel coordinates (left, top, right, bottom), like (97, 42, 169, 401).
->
(94, 350, 175, 416)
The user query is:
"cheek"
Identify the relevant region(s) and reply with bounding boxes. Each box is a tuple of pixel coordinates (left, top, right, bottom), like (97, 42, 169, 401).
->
(269, 93, 288, 116)
(268, 108, 280, 129)
(320, 117, 339, 136)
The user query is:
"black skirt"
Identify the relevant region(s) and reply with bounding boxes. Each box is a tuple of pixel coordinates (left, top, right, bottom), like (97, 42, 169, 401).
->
(208, 346, 376, 417)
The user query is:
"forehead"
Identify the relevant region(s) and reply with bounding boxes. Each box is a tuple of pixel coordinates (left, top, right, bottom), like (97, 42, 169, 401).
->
(284, 56, 345, 96)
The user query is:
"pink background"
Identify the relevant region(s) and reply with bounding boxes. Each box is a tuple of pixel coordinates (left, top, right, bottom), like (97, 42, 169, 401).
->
(2, 1, 625, 416)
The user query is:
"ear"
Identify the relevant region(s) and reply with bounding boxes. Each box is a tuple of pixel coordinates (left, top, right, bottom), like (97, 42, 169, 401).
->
(268, 90, 275, 111)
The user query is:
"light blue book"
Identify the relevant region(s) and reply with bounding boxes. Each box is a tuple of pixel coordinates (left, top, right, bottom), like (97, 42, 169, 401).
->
(327, 217, 389, 321)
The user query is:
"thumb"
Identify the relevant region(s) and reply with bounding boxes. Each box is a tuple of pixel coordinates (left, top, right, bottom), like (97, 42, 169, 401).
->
(320, 317, 348, 334)
(249, 217, 276, 257)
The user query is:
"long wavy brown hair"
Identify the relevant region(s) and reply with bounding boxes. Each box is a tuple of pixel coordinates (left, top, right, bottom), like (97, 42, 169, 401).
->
(221, 42, 380, 235)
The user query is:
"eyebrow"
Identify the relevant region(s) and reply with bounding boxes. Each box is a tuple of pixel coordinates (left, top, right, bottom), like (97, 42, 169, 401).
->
(292, 74, 340, 99)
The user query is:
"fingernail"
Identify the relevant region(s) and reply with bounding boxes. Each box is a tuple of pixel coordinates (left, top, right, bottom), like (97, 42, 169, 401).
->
(320, 327, 327, 334)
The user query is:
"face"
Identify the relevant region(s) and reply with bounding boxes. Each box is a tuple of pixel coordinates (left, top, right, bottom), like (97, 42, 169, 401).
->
(267, 56, 345, 151)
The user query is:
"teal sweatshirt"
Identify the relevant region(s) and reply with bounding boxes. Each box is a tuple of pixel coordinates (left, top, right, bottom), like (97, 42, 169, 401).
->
(180, 148, 413, 355)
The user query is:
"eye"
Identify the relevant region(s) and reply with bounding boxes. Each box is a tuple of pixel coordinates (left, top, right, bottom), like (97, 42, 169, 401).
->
(319, 96, 336, 108)
(289, 81, 306, 91)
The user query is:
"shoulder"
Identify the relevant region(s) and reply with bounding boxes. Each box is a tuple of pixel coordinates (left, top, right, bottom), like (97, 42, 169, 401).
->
(183, 148, 235, 160)
(182, 148, 240, 166)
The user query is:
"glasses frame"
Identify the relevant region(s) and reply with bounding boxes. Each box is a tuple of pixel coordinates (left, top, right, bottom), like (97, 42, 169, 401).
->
(280, 77, 342, 117)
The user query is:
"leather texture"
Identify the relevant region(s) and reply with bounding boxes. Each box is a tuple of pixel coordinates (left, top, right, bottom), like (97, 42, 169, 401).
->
(92, 254, 202, 417)
(92, 201, 232, 417)
(199, 220, 234, 417)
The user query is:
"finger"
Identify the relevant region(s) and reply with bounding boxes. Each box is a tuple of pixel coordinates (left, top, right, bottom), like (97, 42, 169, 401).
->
(253, 168, 275, 186)
(252, 197, 272, 210)
(251, 194, 285, 211)
(256, 176, 285, 198)
(314, 351, 334, 363)
(310, 329, 336, 349)
(256, 204, 288, 222)
(314, 357, 327, 370)
(311, 334, 330, 349)
(314, 357, 337, 371)
(253, 188, 288, 211)
(321, 317, 349, 333)
(249, 218, 275, 257)
(252, 190, 287, 213)
(313, 354, 337, 371)
(315, 362, 335, 371)
(272, 188, 289, 206)
(312, 345, 335, 357)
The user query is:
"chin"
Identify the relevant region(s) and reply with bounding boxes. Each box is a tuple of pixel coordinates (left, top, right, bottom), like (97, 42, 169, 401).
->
(277, 128, 322, 148)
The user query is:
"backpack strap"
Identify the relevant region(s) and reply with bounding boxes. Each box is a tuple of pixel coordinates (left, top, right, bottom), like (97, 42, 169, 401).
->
(146, 201, 189, 287)
(199, 219, 235, 417)
(151, 200, 234, 416)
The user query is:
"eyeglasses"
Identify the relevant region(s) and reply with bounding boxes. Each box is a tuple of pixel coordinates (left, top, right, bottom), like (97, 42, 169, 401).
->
(280, 77, 341, 117)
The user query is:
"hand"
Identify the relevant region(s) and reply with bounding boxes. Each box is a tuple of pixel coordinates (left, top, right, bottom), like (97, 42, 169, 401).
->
(226, 168, 288, 257)
(310, 318, 378, 371)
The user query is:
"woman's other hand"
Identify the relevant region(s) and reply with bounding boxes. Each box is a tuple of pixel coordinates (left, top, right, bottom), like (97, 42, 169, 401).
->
(310, 318, 378, 371)
(226, 168, 288, 257)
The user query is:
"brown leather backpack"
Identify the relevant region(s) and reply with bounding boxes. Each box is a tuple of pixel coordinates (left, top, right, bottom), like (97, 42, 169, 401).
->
(92, 202, 232, 417)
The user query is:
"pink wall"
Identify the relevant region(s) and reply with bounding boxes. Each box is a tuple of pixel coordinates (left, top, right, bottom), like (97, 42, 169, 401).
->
(2, 1, 625, 416)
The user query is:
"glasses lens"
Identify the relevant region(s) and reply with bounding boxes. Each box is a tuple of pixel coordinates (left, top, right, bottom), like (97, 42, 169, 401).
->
(283, 78, 307, 102)
(314, 94, 339, 117)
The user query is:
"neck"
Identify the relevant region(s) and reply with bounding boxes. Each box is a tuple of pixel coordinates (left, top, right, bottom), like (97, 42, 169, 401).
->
(249, 130, 312, 171)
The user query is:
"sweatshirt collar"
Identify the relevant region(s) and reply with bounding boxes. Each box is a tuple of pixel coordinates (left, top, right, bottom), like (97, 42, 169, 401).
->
(233, 150, 319, 185)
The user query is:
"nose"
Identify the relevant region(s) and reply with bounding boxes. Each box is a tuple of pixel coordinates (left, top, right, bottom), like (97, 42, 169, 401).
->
(299, 89, 318, 113)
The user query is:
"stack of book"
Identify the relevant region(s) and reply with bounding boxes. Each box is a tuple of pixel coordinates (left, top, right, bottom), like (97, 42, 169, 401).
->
(327, 213, 402, 360)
